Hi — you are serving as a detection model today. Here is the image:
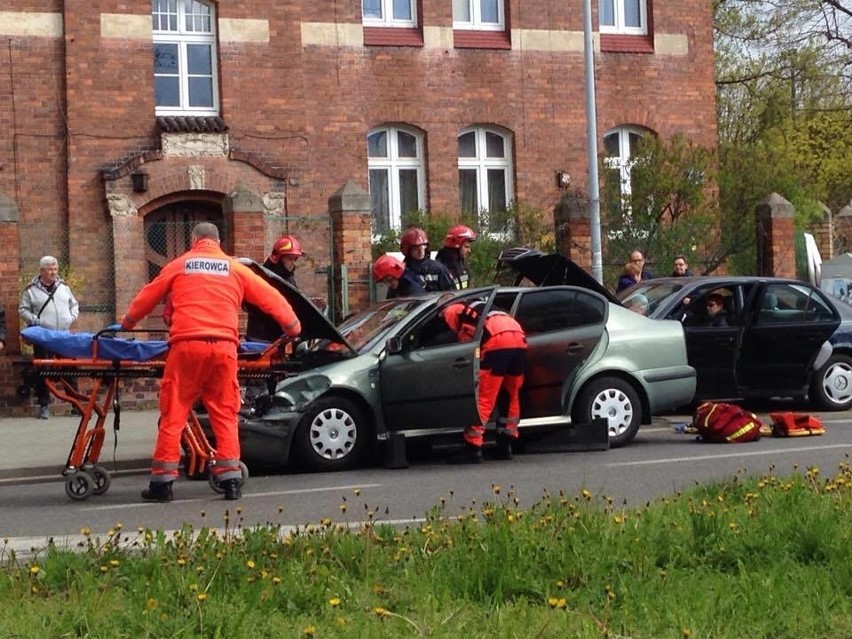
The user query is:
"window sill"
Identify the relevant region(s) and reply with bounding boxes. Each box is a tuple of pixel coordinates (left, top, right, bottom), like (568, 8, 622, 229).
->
(453, 29, 511, 50)
(600, 33, 654, 53)
(363, 26, 424, 47)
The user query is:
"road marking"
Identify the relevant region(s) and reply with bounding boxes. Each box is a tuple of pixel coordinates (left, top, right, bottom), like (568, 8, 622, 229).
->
(608, 443, 852, 467)
(80, 483, 384, 511)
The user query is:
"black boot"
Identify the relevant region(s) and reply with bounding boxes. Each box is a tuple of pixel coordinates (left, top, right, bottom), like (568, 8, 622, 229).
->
(448, 442, 483, 465)
(494, 434, 514, 461)
(141, 481, 174, 502)
(220, 479, 242, 501)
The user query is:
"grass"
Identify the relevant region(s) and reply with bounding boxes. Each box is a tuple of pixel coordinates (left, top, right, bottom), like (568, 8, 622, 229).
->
(1, 463, 850, 638)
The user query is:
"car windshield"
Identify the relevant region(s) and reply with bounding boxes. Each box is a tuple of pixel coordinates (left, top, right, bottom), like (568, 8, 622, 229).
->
(332, 298, 426, 352)
(618, 281, 687, 316)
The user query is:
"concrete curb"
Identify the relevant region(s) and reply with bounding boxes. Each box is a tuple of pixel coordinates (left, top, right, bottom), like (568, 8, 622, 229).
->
(0, 460, 152, 486)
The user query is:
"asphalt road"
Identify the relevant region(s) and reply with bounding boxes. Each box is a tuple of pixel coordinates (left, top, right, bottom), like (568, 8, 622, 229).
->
(1, 412, 850, 558)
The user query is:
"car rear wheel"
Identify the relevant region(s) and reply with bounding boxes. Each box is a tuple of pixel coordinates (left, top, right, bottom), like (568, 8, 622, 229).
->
(573, 377, 641, 448)
(810, 353, 852, 411)
(293, 396, 371, 472)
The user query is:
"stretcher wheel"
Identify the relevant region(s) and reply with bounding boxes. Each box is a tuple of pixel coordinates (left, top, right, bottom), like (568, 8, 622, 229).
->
(208, 461, 249, 493)
(65, 471, 95, 501)
(90, 465, 112, 496)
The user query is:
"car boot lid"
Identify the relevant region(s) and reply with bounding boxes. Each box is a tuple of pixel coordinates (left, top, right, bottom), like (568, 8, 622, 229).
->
(496, 247, 621, 304)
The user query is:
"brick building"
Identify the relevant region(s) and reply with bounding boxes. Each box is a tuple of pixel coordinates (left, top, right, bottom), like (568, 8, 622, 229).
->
(0, 0, 717, 411)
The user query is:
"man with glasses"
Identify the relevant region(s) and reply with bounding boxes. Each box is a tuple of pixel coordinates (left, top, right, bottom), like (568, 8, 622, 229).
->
(616, 250, 655, 292)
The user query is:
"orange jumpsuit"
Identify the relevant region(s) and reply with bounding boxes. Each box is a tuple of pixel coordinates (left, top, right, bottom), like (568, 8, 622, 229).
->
(444, 304, 527, 448)
(121, 238, 301, 485)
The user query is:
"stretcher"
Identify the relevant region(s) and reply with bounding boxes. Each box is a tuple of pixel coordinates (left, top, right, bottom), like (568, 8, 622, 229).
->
(20, 326, 292, 502)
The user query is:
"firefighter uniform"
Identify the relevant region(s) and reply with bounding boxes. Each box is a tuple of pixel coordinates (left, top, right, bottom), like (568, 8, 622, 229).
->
(443, 302, 527, 462)
(120, 226, 300, 500)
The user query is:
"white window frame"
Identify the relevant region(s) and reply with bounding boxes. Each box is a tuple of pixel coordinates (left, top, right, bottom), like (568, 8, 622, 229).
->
(603, 126, 644, 199)
(457, 126, 514, 232)
(153, 0, 219, 116)
(362, 0, 418, 28)
(599, 0, 648, 36)
(367, 125, 426, 234)
(452, 0, 505, 31)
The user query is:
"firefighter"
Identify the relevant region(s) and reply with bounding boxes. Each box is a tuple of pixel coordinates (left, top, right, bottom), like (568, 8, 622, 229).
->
(435, 224, 477, 289)
(119, 222, 301, 502)
(372, 254, 426, 299)
(400, 227, 455, 293)
(264, 234, 303, 287)
(441, 300, 527, 464)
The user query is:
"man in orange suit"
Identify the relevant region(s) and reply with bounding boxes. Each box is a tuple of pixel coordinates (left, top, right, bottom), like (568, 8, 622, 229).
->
(119, 222, 301, 502)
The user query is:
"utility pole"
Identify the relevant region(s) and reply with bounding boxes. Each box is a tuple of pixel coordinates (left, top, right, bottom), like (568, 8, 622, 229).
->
(583, 0, 603, 283)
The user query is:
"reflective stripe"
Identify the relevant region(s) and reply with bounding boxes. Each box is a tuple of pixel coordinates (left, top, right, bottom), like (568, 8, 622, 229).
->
(152, 460, 180, 471)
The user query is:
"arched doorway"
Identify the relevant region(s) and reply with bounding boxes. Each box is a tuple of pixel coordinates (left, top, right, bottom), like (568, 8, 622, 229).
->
(143, 199, 225, 325)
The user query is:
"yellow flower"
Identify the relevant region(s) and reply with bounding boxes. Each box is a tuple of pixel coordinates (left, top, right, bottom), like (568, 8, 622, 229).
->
(328, 597, 341, 607)
(246, 560, 256, 569)
(109, 559, 120, 567)
(581, 488, 591, 500)
(373, 607, 391, 618)
(29, 566, 40, 575)
(80, 527, 91, 536)
(302, 626, 316, 637)
(99, 565, 108, 573)
(176, 558, 187, 566)
(272, 577, 282, 585)
(547, 597, 567, 609)
(146, 598, 158, 610)
(196, 593, 208, 602)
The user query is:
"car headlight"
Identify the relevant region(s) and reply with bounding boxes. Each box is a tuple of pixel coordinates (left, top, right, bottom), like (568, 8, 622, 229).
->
(273, 375, 332, 410)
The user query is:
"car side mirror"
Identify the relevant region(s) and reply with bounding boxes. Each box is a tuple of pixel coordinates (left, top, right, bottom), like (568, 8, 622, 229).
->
(385, 337, 403, 355)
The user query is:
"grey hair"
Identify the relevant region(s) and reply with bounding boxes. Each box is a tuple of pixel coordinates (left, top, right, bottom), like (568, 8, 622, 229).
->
(39, 256, 59, 269)
(191, 222, 220, 242)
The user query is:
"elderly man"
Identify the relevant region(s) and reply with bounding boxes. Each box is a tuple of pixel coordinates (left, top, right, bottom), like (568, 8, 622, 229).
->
(119, 222, 301, 502)
(19, 256, 79, 418)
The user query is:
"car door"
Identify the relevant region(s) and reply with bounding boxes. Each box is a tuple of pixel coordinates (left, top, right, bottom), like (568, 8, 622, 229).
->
(512, 287, 607, 418)
(378, 291, 491, 433)
(737, 283, 840, 393)
(675, 283, 747, 400)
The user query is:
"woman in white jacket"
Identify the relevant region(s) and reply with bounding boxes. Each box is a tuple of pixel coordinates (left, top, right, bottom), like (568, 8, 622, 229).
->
(19, 255, 79, 418)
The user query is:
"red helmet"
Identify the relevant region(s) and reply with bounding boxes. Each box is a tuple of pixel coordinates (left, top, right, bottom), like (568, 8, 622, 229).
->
(444, 224, 477, 249)
(269, 235, 303, 263)
(399, 227, 429, 257)
(372, 254, 405, 283)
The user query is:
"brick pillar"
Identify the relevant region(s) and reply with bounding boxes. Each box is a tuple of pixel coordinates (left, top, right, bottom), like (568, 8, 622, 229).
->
(0, 194, 20, 355)
(224, 185, 266, 259)
(111, 212, 146, 325)
(811, 202, 833, 261)
(328, 182, 372, 322)
(834, 203, 852, 255)
(756, 192, 796, 278)
(554, 192, 592, 271)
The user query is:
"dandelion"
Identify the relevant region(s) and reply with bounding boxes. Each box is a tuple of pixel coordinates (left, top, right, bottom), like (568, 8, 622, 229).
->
(196, 593, 208, 602)
(146, 598, 158, 610)
(493, 484, 501, 495)
(507, 513, 515, 523)
(189, 583, 199, 591)
(99, 565, 108, 573)
(547, 597, 567, 609)
(246, 560, 256, 569)
(301, 625, 316, 637)
(354, 488, 361, 496)
(176, 558, 187, 566)
(272, 577, 282, 585)
(340, 504, 347, 513)
(328, 597, 341, 607)
(373, 607, 391, 618)
(581, 488, 591, 500)
(80, 527, 91, 536)
(613, 515, 624, 524)
(29, 566, 40, 575)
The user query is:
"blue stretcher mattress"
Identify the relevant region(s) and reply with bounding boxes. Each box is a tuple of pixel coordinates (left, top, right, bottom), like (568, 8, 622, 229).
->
(21, 327, 268, 362)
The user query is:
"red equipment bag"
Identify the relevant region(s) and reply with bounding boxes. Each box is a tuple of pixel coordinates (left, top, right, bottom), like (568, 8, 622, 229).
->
(691, 401, 763, 443)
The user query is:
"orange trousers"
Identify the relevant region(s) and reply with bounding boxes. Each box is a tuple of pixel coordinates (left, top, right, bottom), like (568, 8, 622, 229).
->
(151, 339, 242, 484)
(464, 331, 527, 448)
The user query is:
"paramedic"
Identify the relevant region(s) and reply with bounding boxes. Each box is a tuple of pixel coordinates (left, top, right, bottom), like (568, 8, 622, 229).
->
(442, 301, 527, 464)
(119, 222, 301, 502)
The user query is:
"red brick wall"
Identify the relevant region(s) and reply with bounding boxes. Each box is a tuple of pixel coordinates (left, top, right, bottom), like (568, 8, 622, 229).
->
(0, 0, 718, 411)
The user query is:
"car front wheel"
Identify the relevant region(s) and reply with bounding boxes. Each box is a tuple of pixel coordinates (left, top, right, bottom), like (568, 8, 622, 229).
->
(293, 396, 371, 472)
(573, 377, 641, 448)
(811, 353, 852, 411)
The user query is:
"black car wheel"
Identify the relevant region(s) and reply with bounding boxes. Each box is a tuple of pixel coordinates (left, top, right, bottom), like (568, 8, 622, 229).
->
(811, 353, 852, 411)
(293, 396, 370, 472)
(573, 376, 641, 448)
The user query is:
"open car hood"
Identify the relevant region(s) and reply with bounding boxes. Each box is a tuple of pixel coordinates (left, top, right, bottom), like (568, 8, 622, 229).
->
(239, 258, 354, 350)
(496, 247, 621, 304)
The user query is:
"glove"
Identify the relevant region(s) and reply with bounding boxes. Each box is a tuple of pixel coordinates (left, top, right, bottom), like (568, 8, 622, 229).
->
(104, 323, 122, 332)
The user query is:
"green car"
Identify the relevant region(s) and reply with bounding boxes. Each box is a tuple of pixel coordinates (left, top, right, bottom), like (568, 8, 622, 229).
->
(227, 254, 696, 472)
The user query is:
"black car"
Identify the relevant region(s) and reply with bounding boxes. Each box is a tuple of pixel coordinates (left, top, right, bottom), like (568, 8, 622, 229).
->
(617, 276, 852, 410)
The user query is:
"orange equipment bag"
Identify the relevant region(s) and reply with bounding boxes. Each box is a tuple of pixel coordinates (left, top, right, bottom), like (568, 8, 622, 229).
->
(768, 412, 826, 437)
(691, 401, 763, 443)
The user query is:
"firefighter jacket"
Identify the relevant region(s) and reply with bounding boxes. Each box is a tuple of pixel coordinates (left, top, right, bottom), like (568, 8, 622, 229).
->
(386, 269, 427, 299)
(121, 239, 301, 344)
(435, 247, 470, 289)
(19, 276, 79, 331)
(404, 256, 455, 293)
(263, 257, 297, 288)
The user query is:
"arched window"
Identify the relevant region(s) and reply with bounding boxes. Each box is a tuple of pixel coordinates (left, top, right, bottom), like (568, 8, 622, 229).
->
(153, 0, 219, 115)
(367, 126, 425, 234)
(603, 126, 644, 199)
(457, 126, 513, 231)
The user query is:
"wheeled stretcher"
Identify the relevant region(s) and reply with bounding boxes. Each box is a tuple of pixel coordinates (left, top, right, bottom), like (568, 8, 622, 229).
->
(20, 326, 292, 501)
